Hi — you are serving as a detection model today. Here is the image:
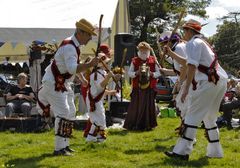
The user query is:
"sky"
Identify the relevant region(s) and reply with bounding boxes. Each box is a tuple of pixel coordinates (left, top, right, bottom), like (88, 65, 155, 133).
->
(0, 0, 239, 37)
(0, 0, 118, 28)
(188, 0, 240, 37)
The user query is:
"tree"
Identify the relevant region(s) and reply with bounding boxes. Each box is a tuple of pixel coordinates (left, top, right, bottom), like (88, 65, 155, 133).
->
(128, 0, 211, 68)
(129, 0, 211, 44)
(218, 12, 240, 24)
(213, 12, 240, 74)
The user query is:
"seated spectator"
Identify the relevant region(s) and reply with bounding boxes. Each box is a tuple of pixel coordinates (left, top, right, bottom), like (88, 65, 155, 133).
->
(219, 82, 240, 128)
(5, 73, 35, 117)
(227, 78, 237, 91)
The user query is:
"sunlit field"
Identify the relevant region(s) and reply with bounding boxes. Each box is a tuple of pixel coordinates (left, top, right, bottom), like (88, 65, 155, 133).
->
(0, 115, 239, 168)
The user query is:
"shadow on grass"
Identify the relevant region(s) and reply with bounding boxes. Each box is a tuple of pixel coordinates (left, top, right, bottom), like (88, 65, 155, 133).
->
(135, 156, 209, 168)
(108, 128, 155, 136)
(152, 136, 175, 152)
(80, 141, 108, 151)
(154, 144, 170, 152)
(124, 149, 152, 155)
(138, 156, 209, 168)
(162, 156, 209, 167)
(108, 129, 129, 136)
(152, 136, 175, 142)
(5, 153, 58, 168)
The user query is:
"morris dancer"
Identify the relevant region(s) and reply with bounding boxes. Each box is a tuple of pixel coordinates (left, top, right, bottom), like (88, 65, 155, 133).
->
(123, 41, 160, 131)
(83, 44, 115, 138)
(37, 18, 99, 156)
(85, 49, 121, 142)
(164, 19, 228, 160)
(159, 31, 198, 143)
(158, 31, 187, 103)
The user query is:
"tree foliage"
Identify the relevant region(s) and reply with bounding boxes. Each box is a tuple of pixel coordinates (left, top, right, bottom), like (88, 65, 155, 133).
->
(129, 0, 211, 44)
(128, 0, 211, 68)
(213, 12, 240, 76)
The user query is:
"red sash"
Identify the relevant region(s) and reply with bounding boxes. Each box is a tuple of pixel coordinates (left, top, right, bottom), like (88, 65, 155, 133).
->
(197, 38, 219, 85)
(51, 40, 80, 92)
(37, 99, 51, 117)
(88, 70, 106, 112)
(37, 87, 51, 117)
(192, 37, 219, 90)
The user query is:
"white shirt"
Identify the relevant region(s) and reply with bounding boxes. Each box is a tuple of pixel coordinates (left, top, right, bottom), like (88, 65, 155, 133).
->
(86, 69, 106, 113)
(42, 35, 80, 84)
(186, 34, 228, 81)
(89, 69, 106, 99)
(163, 42, 187, 77)
(173, 42, 187, 72)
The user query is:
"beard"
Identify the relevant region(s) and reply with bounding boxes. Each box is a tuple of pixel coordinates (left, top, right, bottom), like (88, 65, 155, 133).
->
(138, 51, 150, 60)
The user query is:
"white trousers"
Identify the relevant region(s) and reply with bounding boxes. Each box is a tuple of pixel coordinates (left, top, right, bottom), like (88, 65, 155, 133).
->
(37, 81, 76, 151)
(173, 79, 227, 157)
(86, 95, 106, 130)
(175, 81, 192, 119)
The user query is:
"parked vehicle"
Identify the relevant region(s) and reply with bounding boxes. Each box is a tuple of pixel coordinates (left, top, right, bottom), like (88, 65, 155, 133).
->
(154, 76, 177, 102)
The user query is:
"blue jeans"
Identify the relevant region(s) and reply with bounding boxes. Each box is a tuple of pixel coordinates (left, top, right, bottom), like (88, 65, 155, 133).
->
(221, 99, 240, 124)
(5, 99, 32, 117)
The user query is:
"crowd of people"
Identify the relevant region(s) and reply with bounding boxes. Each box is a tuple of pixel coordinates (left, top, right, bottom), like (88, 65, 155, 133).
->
(0, 16, 239, 161)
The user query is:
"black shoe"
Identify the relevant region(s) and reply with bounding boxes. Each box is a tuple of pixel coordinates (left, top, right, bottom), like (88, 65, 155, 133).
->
(164, 151, 189, 161)
(65, 146, 75, 153)
(53, 149, 72, 156)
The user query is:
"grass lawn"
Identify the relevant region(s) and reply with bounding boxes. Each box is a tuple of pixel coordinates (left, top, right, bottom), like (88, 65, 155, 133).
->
(0, 115, 239, 168)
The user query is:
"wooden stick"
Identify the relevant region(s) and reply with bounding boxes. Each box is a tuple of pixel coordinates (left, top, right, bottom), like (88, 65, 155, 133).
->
(92, 48, 120, 89)
(120, 48, 128, 70)
(94, 14, 104, 80)
(155, 27, 164, 67)
(154, 27, 171, 88)
(163, 9, 185, 58)
(119, 48, 127, 102)
(151, 47, 170, 88)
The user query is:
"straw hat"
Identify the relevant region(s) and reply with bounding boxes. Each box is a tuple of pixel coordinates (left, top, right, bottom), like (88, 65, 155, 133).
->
(182, 19, 202, 33)
(75, 18, 97, 36)
(137, 41, 151, 50)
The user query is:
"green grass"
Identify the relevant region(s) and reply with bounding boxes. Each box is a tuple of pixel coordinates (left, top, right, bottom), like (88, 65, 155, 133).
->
(0, 116, 239, 168)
